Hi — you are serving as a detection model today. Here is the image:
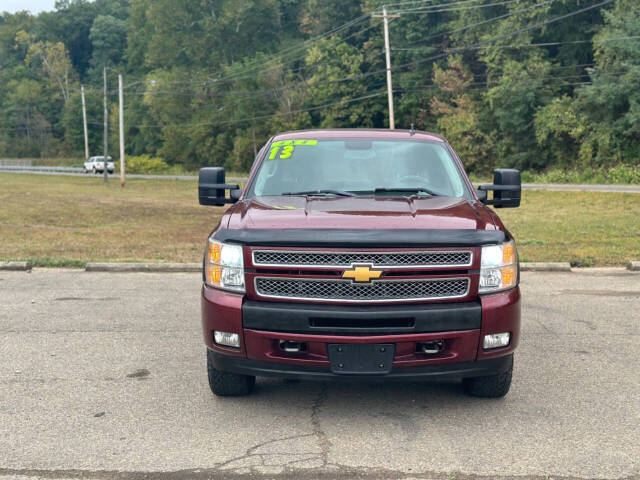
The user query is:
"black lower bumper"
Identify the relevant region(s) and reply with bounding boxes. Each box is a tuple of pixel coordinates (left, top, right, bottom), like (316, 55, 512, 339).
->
(208, 349, 513, 382)
(242, 299, 481, 335)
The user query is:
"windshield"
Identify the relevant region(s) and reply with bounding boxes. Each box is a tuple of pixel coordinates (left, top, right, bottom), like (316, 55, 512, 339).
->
(247, 139, 469, 199)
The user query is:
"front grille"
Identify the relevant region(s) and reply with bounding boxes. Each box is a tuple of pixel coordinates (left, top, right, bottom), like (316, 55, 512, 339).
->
(254, 277, 469, 303)
(252, 250, 472, 268)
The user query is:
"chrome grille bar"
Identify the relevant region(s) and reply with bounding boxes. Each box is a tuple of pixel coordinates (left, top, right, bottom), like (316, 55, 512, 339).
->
(254, 277, 470, 303)
(252, 250, 473, 269)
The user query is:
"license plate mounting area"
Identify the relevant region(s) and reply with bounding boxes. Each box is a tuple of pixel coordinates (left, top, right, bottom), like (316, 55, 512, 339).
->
(327, 343, 395, 375)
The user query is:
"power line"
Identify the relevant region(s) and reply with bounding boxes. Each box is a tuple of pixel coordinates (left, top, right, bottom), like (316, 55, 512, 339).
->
(69, 14, 377, 95)
(458, 35, 640, 51)
(2, 0, 619, 139)
(383, 0, 615, 74)
(220, 0, 504, 88)
(227, 0, 615, 99)
(393, 35, 640, 51)
(44, 64, 622, 131)
(398, 69, 631, 89)
(109, 17, 380, 92)
(395, 81, 595, 94)
(86, 65, 632, 132)
(389, 0, 523, 14)
(394, 0, 560, 49)
(206, 13, 374, 85)
(384, 0, 499, 11)
(116, 3, 603, 103)
(86, 90, 387, 131)
(317, 1, 616, 93)
(51, 0, 620, 125)
(78, 0, 570, 96)
(204, 21, 382, 87)
(383, 0, 440, 7)
(6, 64, 627, 136)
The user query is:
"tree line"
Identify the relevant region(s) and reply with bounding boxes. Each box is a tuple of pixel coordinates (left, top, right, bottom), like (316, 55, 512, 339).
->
(0, 0, 638, 174)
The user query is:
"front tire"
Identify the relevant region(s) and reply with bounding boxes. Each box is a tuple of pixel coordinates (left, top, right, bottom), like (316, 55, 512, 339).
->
(207, 349, 255, 396)
(462, 355, 513, 398)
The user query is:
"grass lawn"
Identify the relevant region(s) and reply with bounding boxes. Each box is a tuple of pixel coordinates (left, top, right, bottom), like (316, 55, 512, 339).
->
(497, 190, 639, 266)
(1, 173, 638, 267)
(0, 173, 225, 266)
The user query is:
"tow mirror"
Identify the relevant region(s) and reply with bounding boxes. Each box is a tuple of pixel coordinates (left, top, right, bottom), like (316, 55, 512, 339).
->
(198, 167, 240, 206)
(477, 169, 521, 208)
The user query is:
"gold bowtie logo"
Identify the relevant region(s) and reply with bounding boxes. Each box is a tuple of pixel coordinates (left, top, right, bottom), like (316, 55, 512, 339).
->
(342, 265, 383, 283)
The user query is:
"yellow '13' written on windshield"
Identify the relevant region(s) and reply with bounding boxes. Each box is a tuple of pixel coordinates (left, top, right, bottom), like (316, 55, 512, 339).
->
(269, 139, 318, 160)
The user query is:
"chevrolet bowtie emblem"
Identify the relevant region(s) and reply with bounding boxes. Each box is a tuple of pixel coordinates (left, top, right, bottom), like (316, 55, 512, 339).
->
(342, 265, 383, 283)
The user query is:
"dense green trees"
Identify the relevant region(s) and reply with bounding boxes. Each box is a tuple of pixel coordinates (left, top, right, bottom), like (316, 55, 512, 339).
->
(0, 0, 638, 175)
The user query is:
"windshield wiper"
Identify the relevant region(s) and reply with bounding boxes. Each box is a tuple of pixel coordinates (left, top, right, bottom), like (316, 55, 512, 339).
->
(371, 187, 443, 197)
(281, 189, 356, 197)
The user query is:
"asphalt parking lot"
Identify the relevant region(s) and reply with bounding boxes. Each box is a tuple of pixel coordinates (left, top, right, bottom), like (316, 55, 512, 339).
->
(0, 269, 638, 480)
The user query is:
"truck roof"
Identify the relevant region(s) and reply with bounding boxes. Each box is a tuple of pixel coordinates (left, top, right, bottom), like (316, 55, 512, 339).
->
(271, 128, 445, 143)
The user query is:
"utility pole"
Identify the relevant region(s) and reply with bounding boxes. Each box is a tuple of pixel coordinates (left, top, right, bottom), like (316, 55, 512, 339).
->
(81, 85, 89, 161)
(374, 6, 398, 129)
(118, 73, 125, 188)
(103, 66, 108, 183)
(252, 128, 257, 157)
(382, 6, 395, 129)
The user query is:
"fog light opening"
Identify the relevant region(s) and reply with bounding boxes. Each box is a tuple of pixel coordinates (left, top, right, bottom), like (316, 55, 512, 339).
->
(213, 331, 240, 348)
(279, 340, 307, 353)
(419, 340, 444, 354)
(483, 332, 510, 350)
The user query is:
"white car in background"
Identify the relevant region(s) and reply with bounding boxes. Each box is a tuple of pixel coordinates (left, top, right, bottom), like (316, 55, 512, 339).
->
(83, 156, 114, 174)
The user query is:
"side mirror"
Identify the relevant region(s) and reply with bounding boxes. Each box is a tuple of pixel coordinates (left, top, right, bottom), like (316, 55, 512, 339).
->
(477, 168, 521, 208)
(198, 167, 240, 206)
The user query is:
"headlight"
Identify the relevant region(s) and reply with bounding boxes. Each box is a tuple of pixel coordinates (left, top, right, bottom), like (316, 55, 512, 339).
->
(204, 239, 245, 292)
(479, 240, 517, 294)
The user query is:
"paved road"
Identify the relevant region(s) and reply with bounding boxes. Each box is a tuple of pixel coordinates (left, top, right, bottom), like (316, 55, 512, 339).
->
(2, 169, 640, 192)
(0, 269, 638, 480)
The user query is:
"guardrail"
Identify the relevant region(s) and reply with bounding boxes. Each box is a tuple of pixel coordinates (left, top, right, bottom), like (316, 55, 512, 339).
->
(0, 165, 83, 173)
(0, 159, 32, 167)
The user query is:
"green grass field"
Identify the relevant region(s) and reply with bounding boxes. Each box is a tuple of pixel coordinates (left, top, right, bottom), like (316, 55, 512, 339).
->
(1, 173, 638, 267)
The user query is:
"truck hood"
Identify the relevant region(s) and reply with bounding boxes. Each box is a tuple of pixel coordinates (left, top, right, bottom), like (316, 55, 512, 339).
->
(225, 195, 497, 231)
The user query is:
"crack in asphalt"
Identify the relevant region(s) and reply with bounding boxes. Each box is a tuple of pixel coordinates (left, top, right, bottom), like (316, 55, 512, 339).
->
(311, 382, 331, 468)
(53, 297, 119, 302)
(208, 433, 321, 473)
(1, 384, 638, 479)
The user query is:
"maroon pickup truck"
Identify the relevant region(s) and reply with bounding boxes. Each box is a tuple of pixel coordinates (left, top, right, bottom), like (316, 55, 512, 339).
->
(198, 129, 521, 397)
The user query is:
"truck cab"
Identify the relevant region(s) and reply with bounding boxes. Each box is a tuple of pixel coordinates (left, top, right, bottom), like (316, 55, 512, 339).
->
(198, 129, 521, 397)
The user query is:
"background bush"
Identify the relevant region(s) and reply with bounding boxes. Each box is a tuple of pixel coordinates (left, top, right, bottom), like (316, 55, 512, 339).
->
(115, 155, 168, 174)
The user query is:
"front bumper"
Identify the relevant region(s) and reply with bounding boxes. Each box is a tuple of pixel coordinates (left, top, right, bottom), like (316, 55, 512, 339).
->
(208, 348, 513, 381)
(201, 286, 520, 379)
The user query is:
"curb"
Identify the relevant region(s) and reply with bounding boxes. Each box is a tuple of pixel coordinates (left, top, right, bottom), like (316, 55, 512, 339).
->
(88, 262, 574, 272)
(2, 261, 634, 273)
(519, 262, 572, 272)
(85, 262, 201, 273)
(0, 261, 32, 271)
(627, 261, 640, 271)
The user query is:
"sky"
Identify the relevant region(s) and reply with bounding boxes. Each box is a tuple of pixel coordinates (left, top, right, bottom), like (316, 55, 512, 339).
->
(2, 0, 57, 14)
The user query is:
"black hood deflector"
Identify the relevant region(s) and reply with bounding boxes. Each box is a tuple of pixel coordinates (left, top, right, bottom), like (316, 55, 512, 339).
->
(213, 229, 506, 247)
